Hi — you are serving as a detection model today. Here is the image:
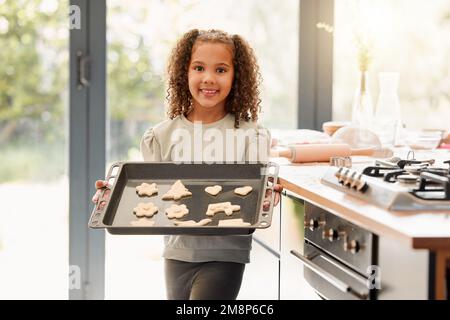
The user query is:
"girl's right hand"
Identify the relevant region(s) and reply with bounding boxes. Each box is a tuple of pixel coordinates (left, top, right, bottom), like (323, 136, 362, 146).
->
(92, 180, 111, 210)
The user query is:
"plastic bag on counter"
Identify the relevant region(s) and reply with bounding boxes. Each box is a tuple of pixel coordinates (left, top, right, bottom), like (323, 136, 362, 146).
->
(331, 126, 381, 150)
(331, 126, 393, 158)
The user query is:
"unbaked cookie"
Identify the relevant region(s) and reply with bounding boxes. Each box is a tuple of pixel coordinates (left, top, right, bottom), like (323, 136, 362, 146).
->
(205, 185, 222, 196)
(136, 182, 158, 197)
(234, 186, 253, 196)
(133, 202, 158, 218)
(218, 218, 251, 227)
(165, 204, 189, 219)
(174, 219, 212, 227)
(206, 202, 240, 217)
(130, 219, 155, 227)
(162, 180, 192, 200)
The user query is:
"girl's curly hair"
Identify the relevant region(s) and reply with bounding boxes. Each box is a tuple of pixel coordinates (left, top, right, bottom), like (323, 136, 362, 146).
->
(166, 29, 262, 128)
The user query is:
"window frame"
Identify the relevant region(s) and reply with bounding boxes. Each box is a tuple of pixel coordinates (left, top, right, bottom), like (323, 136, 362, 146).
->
(298, 0, 334, 130)
(69, 0, 106, 300)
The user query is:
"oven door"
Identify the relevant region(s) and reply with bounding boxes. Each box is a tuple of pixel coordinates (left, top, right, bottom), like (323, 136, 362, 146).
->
(291, 242, 373, 300)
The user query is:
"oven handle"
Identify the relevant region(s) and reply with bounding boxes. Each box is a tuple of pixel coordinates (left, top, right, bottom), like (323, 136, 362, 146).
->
(290, 250, 368, 300)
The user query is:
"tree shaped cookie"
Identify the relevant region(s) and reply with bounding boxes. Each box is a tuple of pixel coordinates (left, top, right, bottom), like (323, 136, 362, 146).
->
(206, 202, 240, 217)
(165, 204, 189, 219)
(136, 182, 158, 197)
(162, 180, 192, 200)
(133, 202, 158, 218)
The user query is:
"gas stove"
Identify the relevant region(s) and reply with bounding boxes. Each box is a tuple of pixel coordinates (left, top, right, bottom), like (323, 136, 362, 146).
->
(321, 157, 450, 211)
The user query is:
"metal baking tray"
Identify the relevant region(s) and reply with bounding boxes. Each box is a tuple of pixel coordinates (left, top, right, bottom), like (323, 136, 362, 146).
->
(88, 162, 279, 235)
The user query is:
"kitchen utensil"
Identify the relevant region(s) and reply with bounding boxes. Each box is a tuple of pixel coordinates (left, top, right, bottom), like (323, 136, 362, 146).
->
(275, 143, 375, 163)
(88, 162, 279, 235)
(330, 156, 352, 168)
(404, 130, 443, 150)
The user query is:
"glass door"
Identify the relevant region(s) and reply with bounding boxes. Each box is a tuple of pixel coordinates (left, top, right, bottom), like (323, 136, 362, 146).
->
(0, 0, 69, 299)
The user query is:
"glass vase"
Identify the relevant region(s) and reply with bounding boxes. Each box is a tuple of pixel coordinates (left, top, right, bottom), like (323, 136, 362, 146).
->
(373, 72, 402, 147)
(351, 72, 374, 129)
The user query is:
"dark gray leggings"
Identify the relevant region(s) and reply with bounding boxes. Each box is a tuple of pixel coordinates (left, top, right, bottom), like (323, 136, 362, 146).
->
(164, 259, 246, 300)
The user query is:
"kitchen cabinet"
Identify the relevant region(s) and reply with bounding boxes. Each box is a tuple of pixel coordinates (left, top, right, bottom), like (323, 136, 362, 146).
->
(253, 199, 281, 254)
(238, 202, 281, 300)
(238, 238, 280, 300)
(279, 191, 319, 300)
(239, 191, 318, 300)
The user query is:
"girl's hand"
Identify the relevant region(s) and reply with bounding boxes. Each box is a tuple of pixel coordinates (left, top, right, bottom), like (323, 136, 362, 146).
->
(262, 182, 283, 211)
(92, 180, 111, 210)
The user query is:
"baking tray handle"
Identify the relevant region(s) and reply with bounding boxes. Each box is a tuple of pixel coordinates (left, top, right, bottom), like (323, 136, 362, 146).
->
(257, 162, 280, 228)
(88, 162, 122, 229)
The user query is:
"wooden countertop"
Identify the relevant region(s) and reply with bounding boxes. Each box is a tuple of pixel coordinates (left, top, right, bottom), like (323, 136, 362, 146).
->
(275, 156, 450, 250)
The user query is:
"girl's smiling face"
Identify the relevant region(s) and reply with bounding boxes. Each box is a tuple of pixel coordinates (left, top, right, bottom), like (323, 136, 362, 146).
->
(188, 41, 234, 112)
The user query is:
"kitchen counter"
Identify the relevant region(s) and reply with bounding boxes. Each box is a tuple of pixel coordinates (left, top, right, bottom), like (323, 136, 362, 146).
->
(277, 160, 450, 249)
(275, 154, 450, 299)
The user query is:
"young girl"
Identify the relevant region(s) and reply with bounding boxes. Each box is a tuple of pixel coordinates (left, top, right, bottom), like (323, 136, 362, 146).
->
(93, 29, 283, 300)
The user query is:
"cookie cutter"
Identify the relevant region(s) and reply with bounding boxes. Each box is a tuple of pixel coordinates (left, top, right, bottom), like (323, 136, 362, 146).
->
(330, 156, 352, 168)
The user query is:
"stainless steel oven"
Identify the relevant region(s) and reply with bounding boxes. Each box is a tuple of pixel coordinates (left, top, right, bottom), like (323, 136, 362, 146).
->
(290, 200, 433, 300)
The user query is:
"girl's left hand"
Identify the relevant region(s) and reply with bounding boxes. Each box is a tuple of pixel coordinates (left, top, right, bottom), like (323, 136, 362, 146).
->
(262, 183, 283, 211)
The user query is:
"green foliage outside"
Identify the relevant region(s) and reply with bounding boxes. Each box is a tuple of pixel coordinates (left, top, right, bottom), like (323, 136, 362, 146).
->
(0, 0, 166, 183)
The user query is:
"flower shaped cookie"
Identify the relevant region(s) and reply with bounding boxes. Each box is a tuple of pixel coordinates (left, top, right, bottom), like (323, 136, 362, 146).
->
(165, 204, 189, 219)
(133, 202, 158, 218)
(136, 183, 158, 197)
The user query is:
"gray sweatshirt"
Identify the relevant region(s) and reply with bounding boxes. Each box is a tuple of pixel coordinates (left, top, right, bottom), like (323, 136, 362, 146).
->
(139, 113, 270, 263)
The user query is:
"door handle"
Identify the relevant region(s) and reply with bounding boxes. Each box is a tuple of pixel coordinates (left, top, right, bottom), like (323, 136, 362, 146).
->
(77, 50, 91, 89)
(290, 250, 368, 299)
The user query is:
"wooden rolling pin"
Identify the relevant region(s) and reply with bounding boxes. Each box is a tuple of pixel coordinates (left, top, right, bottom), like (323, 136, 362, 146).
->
(272, 144, 375, 163)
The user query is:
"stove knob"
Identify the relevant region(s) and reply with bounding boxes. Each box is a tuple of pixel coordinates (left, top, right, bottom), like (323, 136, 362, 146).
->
(350, 173, 363, 189)
(344, 239, 360, 254)
(334, 167, 345, 180)
(341, 169, 351, 185)
(354, 177, 368, 193)
(357, 181, 368, 193)
(343, 175, 351, 187)
(335, 167, 349, 183)
(322, 228, 339, 241)
(336, 168, 350, 184)
(304, 218, 324, 231)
